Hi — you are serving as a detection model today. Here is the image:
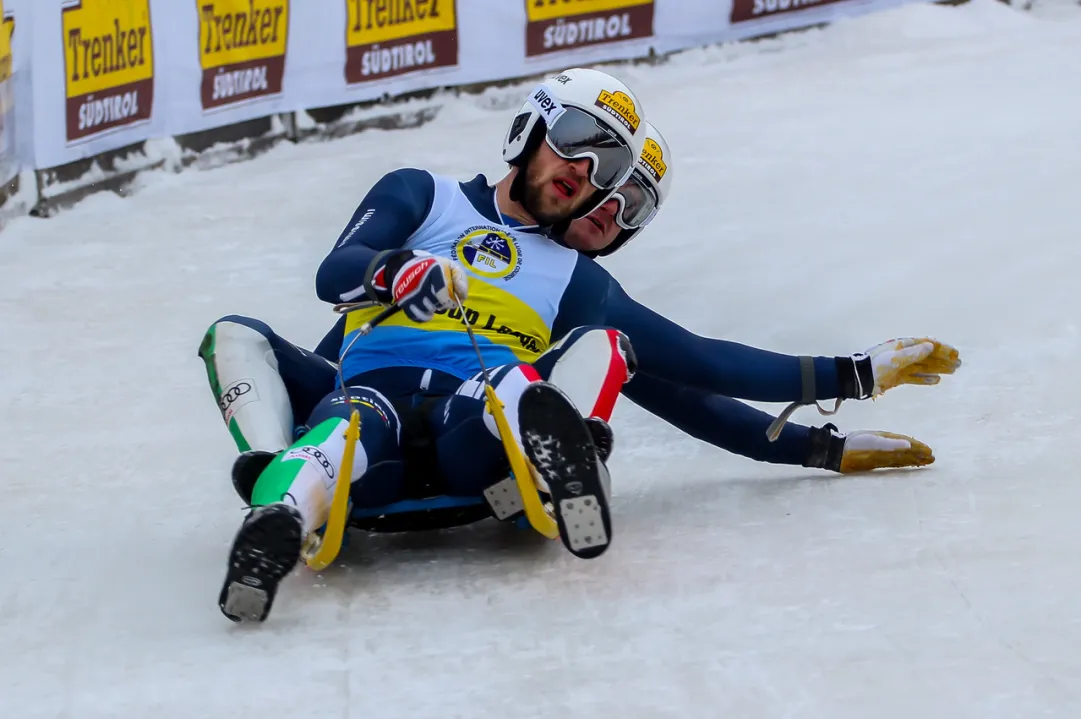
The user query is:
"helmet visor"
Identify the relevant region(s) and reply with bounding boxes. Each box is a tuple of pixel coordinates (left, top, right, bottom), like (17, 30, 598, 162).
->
(613, 171, 659, 229)
(544, 106, 635, 190)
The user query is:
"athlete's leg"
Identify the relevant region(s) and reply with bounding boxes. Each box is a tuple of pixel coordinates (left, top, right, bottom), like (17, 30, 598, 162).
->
(199, 314, 339, 452)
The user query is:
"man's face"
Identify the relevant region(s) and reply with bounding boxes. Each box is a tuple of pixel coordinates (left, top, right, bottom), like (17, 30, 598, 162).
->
(563, 196, 621, 253)
(520, 142, 595, 226)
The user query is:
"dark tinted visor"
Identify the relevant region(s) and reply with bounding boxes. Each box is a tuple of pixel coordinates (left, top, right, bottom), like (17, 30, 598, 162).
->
(614, 171, 659, 229)
(545, 107, 635, 190)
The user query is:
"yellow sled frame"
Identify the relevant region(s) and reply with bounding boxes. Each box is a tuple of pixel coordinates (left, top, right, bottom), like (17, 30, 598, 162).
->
(302, 407, 361, 571)
(484, 383, 559, 540)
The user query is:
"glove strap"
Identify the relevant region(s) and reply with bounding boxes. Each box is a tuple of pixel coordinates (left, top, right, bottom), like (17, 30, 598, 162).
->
(363, 249, 415, 304)
(803, 423, 845, 472)
(836, 354, 875, 400)
(766, 356, 842, 442)
(765, 354, 875, 442)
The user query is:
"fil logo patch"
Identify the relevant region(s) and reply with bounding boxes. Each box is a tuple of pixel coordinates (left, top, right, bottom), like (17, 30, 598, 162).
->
(455, 227, 522, 281)
(638, 137, 666, 183)
(594, 89, 639, 134)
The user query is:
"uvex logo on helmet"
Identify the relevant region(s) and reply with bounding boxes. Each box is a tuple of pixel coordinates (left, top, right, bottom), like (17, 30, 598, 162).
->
(532, 88, 561, 118)
(638, 138, 666, 183)
(594, 90, 640, 133)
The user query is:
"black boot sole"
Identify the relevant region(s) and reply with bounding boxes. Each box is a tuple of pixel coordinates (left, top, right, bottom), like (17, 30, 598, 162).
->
(218, 504, 303, 623)
(519, 382, 613, 560)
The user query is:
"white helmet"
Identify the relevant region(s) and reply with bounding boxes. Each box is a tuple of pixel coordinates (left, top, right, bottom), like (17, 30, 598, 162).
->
(502, 67, 648, 222)
(588, 120, 673, 258)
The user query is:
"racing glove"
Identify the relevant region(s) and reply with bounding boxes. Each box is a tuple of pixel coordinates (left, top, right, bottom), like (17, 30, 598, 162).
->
(836, 337, 961, 400)
(364, 249, 469, 323)
(767, 337, 961, 442)
(804, 423, 934, 473)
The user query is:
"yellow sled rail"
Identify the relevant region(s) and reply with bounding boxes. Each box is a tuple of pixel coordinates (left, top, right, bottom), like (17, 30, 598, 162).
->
(484, 383, 559, 539)
(302, 408, 361, 571)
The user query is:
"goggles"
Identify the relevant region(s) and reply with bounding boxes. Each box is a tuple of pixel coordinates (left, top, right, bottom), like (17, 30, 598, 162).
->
(612, 170, 659, 230)
(529, 89, 636, 190)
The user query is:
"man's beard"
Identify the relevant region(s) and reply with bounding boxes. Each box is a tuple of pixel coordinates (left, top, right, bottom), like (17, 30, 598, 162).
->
(520, 167, 583, 227)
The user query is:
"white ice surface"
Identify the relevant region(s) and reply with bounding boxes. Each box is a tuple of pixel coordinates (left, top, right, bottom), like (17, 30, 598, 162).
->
(3, 1, 1081, 716)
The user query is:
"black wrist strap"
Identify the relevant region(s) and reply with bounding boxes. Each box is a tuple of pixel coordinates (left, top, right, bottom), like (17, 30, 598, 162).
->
(363, 249, 414, 304)
(835, 354, 874, 400)
(804, 424, 845, 472)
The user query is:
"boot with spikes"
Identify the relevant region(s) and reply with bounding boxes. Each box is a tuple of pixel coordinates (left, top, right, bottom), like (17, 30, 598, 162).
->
(218, 503, 304, 623)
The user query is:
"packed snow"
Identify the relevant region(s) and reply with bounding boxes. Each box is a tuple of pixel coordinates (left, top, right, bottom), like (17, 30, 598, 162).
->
(3, 1, 1081, 716)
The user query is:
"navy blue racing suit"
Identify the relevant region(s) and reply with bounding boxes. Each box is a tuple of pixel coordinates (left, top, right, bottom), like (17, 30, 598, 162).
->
(293, 169, 863, 471)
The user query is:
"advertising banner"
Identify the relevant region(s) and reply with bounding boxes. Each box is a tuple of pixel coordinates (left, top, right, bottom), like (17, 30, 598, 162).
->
(0, 0, 17, 185)
(24, 0, 165, 171)
(14, 0, 930, 174)
(61, 0, 154, 143)
(524, 0, 655, 58)
(344, 0, 459, 85)
(731, 0, 848, 23)
(198, 0, 289, 111)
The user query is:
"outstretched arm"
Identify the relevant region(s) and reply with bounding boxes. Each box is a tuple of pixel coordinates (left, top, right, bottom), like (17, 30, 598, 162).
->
(606, 280, 960, 407)
(622, 371, 936, 474)
(624, 371, 815, 465)
(606, 280, 851, 403)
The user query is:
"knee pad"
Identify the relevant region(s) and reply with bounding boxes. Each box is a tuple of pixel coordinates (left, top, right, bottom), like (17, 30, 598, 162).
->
(199, 318, 294, 453)
(544, 327, 634, 421)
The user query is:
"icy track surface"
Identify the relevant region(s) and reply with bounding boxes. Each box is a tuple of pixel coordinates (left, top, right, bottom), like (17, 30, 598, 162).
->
(3, 2, 1081, 716)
